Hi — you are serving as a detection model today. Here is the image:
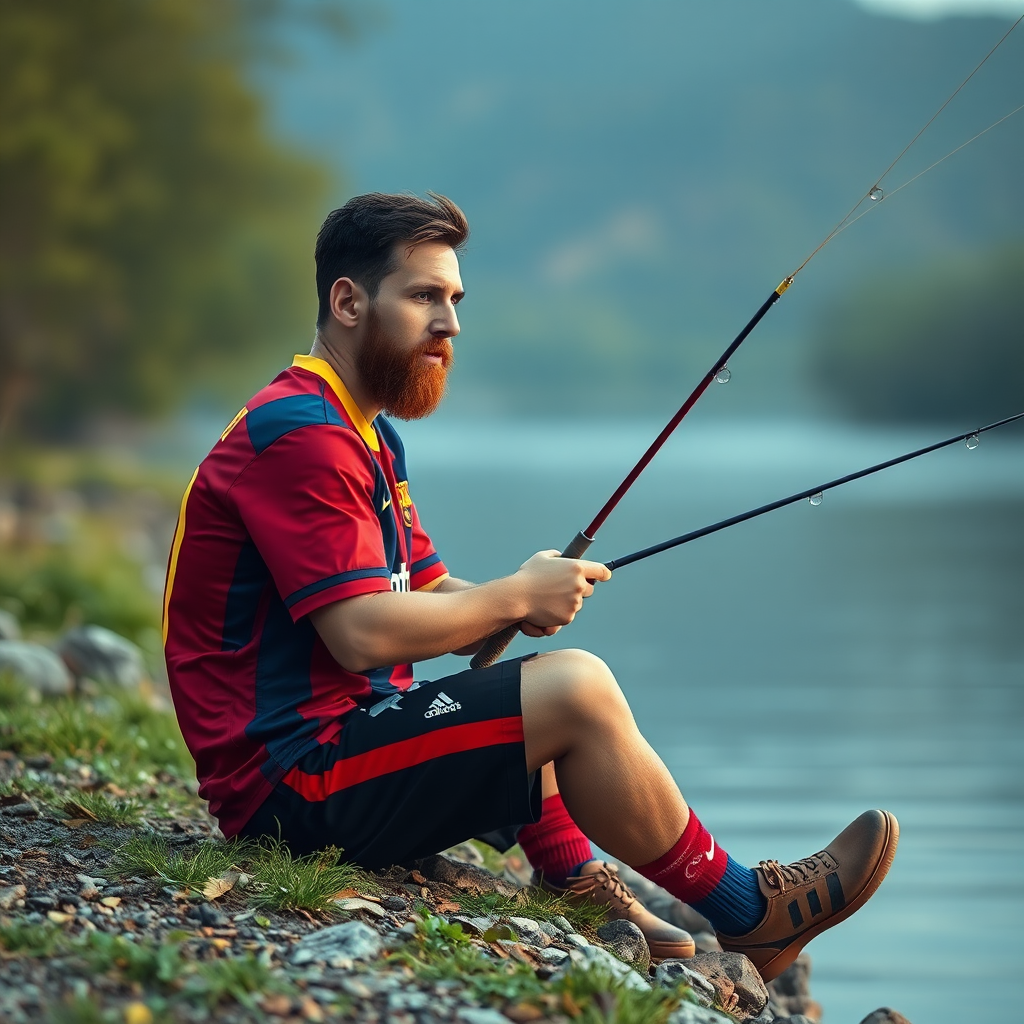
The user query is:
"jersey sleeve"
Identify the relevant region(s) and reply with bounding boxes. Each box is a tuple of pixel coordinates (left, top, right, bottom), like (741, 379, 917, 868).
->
(231, 425, 392, 621)
(408, 499, 448, 592)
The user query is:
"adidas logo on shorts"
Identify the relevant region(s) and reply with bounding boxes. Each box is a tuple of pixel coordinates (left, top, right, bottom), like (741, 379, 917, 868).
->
(424, 691, 462, 719)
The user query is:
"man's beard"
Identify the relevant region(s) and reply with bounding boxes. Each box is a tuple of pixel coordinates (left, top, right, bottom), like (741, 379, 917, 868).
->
(357, 308, 454, 420)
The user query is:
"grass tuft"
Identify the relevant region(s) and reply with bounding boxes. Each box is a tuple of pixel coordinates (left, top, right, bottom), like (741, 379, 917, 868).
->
(0, 920, 64, 956)
(458, 886, 608, 934)
(64, 791, 143, 826)
(185, 953, 291, 1009)
(248, 838, 375, 914)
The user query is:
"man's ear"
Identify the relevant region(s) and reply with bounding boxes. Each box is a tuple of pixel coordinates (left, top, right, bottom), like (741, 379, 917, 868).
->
(329, 277, 365, 328)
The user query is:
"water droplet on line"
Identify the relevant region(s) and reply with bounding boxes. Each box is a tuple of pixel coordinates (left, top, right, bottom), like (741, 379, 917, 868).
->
(715, 366, 731, 384)
(869, 186, 884, 202)
(808, 492, 824, 506)
(965, 433, 980, 449)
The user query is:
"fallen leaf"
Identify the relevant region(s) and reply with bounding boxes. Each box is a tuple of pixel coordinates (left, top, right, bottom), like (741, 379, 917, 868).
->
(435, 900, 461, 913)
(300, 995, 324, 1022)
(260, 993, 292, 1015)
(409, 870, 427, 884)
(101, 896, 122, 908)
(63, 800, 99, 821)
(334, 897, 386, 917)
(211, 938, 232, 950)
(482, 924, 516, 943)
(488, 941, 510, 959)
(504, 1003, 545, 1023)
(202, 869, 240, 900)
(105, 783, 129, 798)
(254, 915, 270, 928)
(47, 911, 74, 924)
(332, 887, 359, 900)
(62, 819, 91, 829)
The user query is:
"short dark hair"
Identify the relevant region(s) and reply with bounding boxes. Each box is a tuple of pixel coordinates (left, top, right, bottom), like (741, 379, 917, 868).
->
(314, 192, 469, 328)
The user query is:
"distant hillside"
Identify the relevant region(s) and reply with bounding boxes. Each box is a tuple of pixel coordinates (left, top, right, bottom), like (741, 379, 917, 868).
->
(265, 0, 1024, 417)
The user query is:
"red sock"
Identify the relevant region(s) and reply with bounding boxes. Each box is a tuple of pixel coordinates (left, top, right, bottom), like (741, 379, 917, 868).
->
(634, 808, 729, 902)
(517, 794, 593, 885)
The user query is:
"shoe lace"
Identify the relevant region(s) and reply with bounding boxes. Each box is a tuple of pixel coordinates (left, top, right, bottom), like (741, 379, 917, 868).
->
(758, 850, 838, 893)
(576, 862, 638, 910)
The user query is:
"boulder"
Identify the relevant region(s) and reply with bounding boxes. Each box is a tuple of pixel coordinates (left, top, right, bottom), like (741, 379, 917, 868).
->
(653, 959, 717, 1006)
(858, 1011, 913, 1024)
(57, 625, 147, 688)
(684, 951, 769, 1021)
(414, 852, 519, 896)
(767, 955, 821, 1022)
(596, 917, 650, 975)
(0, 641, 73, 696)
(563, 944, 651, 992)
(667, 1004, 741, 1024)
(0, 610, 21, 641)
(290, 920, 382, 967)
(507, 916, 550, 948)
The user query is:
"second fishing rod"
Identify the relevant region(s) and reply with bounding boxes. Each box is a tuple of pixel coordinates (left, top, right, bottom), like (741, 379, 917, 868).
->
(470, 13, 1024, 670)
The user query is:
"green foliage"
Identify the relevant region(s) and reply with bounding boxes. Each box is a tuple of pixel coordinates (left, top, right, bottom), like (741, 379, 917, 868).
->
(64, 790, 143, 826)
(811, 242, 1024, 423)
(248, 838, 375, 914)
(0, 0, 332, 439)
(458, 886, 608, 934)
(0, 920, 63, 956)
(0, 677, 193, 786)
(558, 965, 683, 1024)
(186, 953, 291, 1010)
(77, 930, 186, 986)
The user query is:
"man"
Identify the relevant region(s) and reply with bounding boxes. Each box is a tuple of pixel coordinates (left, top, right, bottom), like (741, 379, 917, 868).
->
(164, 193, 898, 981)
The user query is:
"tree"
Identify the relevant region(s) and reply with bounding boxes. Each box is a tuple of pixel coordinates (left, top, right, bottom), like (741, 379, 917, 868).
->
(0, 0, 333, 439)
(810, 243, 1024, 423)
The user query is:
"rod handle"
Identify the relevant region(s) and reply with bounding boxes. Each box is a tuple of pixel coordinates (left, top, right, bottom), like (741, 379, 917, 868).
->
(469, 532, 594, 670)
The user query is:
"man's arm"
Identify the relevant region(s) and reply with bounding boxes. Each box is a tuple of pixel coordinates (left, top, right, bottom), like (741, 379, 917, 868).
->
(309, 551, 610, 672)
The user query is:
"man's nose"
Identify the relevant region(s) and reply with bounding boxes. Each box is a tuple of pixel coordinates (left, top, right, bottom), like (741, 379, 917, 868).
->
(433, 305, 460, 338)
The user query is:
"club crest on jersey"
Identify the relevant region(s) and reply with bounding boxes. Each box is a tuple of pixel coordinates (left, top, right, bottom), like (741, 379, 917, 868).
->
(395, 480, 414, 527)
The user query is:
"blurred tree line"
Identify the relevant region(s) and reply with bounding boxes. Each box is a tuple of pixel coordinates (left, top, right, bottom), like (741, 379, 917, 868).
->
(811, 242, 1024, 423)
(0, 0, 345, 440)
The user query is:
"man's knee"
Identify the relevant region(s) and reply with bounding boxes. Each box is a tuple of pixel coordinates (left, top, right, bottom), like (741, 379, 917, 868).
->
(523, 648, 626, 718)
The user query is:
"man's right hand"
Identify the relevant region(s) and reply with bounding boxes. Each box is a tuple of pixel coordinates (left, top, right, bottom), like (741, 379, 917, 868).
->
(512, 550, 612, 635)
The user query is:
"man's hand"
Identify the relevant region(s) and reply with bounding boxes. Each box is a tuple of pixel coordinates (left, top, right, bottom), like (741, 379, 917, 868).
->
(513, 550, 612, 636)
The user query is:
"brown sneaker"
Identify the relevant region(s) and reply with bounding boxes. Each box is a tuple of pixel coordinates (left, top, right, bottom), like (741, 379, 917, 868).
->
(718, 809, 899, 982)
(534, 860, 696, 960)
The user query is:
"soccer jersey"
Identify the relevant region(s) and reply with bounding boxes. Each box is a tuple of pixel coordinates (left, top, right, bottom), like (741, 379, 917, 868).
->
(163, 354, 448, 837)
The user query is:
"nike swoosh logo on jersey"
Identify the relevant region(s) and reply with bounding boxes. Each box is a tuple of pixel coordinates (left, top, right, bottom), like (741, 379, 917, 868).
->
(706, 837, 716, 861)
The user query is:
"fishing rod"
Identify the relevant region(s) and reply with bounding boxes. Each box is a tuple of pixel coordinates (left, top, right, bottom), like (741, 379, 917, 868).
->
(604, 411, 1024, 572)
(470, 14, 1024, 670)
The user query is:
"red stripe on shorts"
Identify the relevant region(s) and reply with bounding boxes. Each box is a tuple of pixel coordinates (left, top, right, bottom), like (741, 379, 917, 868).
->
(281, 715, 525, 801)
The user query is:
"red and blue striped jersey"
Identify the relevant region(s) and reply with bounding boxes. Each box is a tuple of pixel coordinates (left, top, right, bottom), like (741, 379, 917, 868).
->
(163, 355, 448, 837)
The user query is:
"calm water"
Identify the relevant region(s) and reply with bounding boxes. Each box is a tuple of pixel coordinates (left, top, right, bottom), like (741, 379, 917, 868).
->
(399, 416, 1024, 1024)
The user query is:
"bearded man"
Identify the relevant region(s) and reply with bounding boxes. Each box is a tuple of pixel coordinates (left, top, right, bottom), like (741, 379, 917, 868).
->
(163, 193, 898, 980)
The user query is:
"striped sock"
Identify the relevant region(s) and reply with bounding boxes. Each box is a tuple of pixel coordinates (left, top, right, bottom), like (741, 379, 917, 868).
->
(517, 794, 594, 887)
(634, 809, 767, 936)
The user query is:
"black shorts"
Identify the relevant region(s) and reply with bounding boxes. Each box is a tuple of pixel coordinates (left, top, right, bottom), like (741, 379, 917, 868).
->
(238, 656, 542, 869)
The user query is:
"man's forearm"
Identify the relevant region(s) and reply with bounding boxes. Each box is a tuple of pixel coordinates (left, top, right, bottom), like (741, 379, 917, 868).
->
(309, 577, 525, 672)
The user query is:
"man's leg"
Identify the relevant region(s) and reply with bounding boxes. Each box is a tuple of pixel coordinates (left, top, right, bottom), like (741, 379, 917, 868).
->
(520, 649, 899, 982)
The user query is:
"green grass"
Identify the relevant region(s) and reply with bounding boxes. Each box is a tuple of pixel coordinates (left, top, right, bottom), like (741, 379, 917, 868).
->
(0, 676, 194, 791)
(457, 885, 608, 934)
(109, 833, 243, 890)
(0, 921, 64, 956)
(77, 931, 186, 986)
(185, 954, 294, 1010)
(247, 838, 377, 914)
(64, 791, 143, 826)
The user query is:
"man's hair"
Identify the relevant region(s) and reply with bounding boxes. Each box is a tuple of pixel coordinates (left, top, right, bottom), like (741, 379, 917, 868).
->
(314, 192, 469, 328)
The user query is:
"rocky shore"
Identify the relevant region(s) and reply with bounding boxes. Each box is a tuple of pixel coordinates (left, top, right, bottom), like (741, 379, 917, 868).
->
(0, 624, 914, 1024)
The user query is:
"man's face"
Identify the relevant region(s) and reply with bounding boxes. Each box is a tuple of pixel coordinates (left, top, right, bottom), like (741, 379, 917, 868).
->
(357, 241, 464, 420)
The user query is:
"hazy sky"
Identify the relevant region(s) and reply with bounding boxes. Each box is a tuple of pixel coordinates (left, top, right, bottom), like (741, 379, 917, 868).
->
(856, 0, 1023, 17)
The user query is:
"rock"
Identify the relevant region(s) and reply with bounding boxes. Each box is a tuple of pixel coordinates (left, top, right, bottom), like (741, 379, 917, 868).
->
(0, 641, 73, 696)
(456, 1009, 511, 1024)
(380, 895, 407, 913)
(537, 919, 565, 941)
(667, 1003, 739, 1024)
(0, 884, 26, 910)
(564, 933, 590, 949)
(291, 921, 383, 967)
(596, 918, 650, 974)
(414, 853, 519, 896)
(693, 931, 723, 953)
(335, 897, 386, 917)
(0, 610, 21, 641)
(507, 916, 549, 947)
(552, 914, 574, 934)
(536, 947, 570, 965)
(767, 955, 820, 1021)
(684, 951, 769, 1021)
(56, 625, 147, 688)
(858, 1011, 913, 1024)
(564, 944, 650, 991)
(653, 960, 717, 1006)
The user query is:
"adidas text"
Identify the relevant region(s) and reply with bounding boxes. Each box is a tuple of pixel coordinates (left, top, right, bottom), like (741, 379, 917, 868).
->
(424, 691, 463, 718)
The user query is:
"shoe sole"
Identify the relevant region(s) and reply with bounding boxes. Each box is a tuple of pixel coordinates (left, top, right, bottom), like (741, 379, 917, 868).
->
(753, 810, 900, 983)
(648, 940, 696, 961)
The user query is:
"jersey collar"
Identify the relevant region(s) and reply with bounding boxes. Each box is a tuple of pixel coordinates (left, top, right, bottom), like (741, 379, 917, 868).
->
(291, 354, 379, 452)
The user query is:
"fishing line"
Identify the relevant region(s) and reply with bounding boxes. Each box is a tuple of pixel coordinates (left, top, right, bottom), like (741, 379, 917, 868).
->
(468, 16, 1023, 669)
(791, 10, 1024, 277)
(604, 412, 1024, 572)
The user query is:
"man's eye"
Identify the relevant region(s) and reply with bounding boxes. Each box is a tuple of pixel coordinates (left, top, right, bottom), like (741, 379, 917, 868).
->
(414, 291, 431, 301)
